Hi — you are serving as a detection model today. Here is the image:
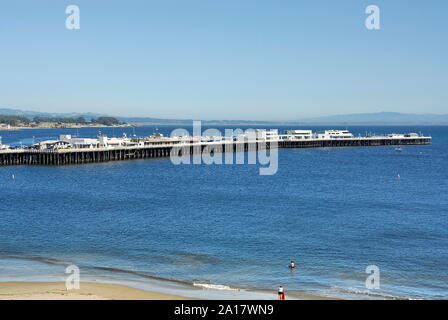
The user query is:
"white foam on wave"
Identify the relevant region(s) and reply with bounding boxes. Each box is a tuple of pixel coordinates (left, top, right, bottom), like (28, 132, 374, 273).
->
(325, 285, 413, 300)
(193, 282, 243, 291)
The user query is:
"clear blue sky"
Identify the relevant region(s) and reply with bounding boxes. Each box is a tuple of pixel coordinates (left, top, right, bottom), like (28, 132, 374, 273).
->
(0, 0, 446, 120)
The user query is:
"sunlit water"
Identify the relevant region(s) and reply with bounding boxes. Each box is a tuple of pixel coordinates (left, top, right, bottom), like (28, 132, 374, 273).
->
(0, 125, 447, 299)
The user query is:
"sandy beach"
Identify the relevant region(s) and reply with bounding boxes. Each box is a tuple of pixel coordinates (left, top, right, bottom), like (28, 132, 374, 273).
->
(0, 282, 191, 300)
(0, 281, 336, 300)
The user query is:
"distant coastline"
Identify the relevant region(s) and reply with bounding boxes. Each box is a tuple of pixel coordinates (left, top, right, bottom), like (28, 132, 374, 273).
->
(0, 114, 136, 131)
(2, 108, 448, 126)
(0, 123, 136, 131)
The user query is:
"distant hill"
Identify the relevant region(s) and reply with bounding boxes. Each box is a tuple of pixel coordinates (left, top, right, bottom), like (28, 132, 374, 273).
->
(0, 108, 278, 125)
(1, 108, 447, 125)
(0, 108, 105, 121)
(296, 112, 448, 125)
(0, 108, 188, 124)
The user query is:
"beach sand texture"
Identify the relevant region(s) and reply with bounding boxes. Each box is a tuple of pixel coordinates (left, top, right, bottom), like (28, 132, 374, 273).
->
(0, 282, 190, 300)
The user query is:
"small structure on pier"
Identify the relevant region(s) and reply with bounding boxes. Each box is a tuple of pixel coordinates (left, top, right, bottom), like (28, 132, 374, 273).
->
(32, 140, 71, 150)
(283, 130, 313, 140)
(317, 130, 354, 139)
(281, 129, 355, 140)
(235, 129, 279, 141)
(60, 135, 100, 149)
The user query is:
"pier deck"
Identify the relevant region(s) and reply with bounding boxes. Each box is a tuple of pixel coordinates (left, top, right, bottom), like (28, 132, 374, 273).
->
(0, 136, 432, 166)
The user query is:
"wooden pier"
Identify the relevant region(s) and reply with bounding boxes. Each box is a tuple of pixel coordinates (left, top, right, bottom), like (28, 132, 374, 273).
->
(0, 136, 432, 166)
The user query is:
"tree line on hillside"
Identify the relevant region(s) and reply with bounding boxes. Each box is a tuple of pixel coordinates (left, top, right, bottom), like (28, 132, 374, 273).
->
(0, 115, 123, 126)
(0, 115, 31, 126)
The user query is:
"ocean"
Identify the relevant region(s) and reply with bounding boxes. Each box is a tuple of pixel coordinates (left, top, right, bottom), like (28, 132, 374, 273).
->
(0, 125, 447, 299)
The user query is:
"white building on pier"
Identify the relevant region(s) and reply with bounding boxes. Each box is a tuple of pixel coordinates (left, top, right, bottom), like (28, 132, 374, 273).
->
(284, 130, 313, 140)
(316, 130, 354, 139)
(59, 135, 99, 148)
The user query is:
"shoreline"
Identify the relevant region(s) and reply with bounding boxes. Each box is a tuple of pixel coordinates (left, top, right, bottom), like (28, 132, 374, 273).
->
(0, 280, 334, 300)
(0, 256, 416, 300)
(0, 255, 342, 300)
(0, 124, 137, 131)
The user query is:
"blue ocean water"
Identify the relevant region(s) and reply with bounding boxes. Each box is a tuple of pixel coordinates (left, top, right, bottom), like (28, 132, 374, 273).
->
(0, 125, 447, 299)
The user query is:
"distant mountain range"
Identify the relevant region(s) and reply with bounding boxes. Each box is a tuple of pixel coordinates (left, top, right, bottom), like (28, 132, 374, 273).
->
(1, 108, 447, 125)
(0, 108, 105, 121)
(295, 112, 448, 125)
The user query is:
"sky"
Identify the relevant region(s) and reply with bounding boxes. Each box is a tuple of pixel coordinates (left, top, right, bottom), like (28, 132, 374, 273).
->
(0, 0, 447, 120)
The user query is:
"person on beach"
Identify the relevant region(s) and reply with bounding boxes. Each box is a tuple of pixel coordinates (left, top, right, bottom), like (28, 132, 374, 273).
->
(278, 286, 286, 300)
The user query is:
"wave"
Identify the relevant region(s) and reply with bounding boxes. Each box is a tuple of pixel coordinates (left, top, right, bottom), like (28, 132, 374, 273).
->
(0, 255, 70, 267)
(0, 254, 423, 300)
(325, 286, 415, 300)
(91, 266, 192, 286)
(193, 282, 244, 291)
(0, 254, 191, 285)
(1, 254, 248, 293)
